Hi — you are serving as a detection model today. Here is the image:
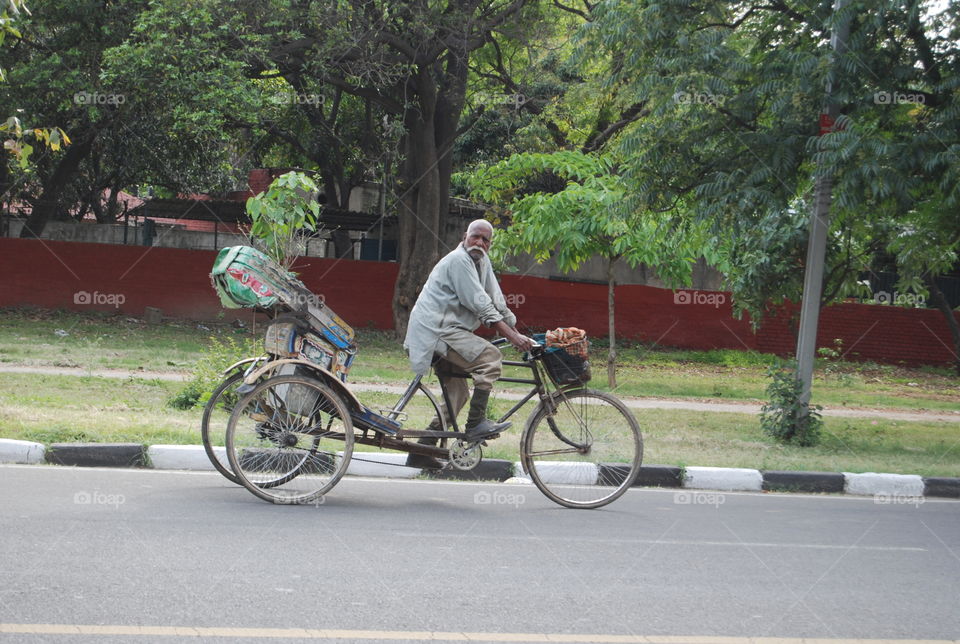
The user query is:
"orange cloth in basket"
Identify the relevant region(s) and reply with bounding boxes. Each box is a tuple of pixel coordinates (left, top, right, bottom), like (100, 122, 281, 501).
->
(545, 327, 588, 358)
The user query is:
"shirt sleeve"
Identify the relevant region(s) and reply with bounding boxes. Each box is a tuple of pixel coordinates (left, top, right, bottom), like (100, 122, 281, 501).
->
(487, 268, 516, 328)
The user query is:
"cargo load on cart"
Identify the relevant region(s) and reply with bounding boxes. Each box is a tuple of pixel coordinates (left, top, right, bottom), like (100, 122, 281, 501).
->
(210, 245, 356, 381)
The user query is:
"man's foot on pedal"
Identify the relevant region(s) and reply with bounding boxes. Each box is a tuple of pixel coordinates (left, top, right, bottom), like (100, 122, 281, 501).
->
(405, 453, 445, 470)
(464, 418, 512, 442)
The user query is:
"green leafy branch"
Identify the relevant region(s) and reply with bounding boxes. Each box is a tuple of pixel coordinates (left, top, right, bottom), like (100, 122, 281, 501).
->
(245, 171, 322, 269)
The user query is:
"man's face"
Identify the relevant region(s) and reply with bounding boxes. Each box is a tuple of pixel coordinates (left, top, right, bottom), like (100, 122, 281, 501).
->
(464, 226, 492, 261)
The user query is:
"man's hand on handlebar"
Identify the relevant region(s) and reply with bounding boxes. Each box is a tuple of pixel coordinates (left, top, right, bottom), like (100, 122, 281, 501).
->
(492, 321, 536, 353)
(509, 331, 536, 353)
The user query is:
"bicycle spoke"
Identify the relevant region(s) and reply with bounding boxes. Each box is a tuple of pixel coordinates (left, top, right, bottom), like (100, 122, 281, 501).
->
(226, 375, 354, 503)
(522, 389, 642, 509)
(526, 448, 584, 458)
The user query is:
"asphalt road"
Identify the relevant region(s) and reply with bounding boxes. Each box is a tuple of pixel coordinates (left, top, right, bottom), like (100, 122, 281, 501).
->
(1, 465, 958, 643)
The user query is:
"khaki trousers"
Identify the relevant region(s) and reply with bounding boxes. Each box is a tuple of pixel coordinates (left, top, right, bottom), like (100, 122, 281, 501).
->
(433, 342, 502, 425)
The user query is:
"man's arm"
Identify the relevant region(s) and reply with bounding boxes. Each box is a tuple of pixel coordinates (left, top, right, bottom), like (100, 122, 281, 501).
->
(492, 320, 535, 352)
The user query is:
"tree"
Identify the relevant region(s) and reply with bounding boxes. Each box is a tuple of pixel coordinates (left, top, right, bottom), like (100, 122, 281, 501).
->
(468, 150, 706, 387)
(0, 0, 70, 172)
(0, 0, 156, 237)
(230, 0, 543, 333)
(575, 0, 960, 371)
(102, 0, 546, 332)
(100, 1, 266, 201)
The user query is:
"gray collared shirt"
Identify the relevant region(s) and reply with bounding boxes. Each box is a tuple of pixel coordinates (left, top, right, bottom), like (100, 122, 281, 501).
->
(404, 244, 517, 375)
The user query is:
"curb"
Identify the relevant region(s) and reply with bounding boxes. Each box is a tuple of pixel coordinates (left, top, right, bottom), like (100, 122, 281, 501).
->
(923, 477, 960, 499)
(762, 470, 845, 494)
(46, 443, 147, 468)
(1, 439, 958, 499)
(0, 438, 45, 464)
(684, 466, 763, 492)
(844, 471, 925, 497)
(147, 445, 219, 471)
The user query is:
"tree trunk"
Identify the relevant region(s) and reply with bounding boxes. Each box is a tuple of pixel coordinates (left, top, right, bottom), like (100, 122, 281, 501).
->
(391, 62, 464, 337)
(607, 256, 617, 388)
(925, 275, 960, 376)
(19, 133, 96, 238)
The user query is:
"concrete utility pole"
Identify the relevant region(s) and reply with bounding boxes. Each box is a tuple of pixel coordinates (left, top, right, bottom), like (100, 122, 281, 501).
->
(796, 0, 851, 409)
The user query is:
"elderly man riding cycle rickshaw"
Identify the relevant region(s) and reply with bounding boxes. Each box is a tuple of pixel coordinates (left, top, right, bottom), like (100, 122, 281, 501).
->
(203, 219, 642, 509)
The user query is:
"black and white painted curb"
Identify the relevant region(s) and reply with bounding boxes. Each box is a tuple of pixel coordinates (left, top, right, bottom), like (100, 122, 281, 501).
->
(2, 438, 959, 499)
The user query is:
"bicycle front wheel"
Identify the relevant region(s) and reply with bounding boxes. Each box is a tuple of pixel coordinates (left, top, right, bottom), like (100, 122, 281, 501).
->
(521, 389, 642, 509)
(226, 375, 354, 504)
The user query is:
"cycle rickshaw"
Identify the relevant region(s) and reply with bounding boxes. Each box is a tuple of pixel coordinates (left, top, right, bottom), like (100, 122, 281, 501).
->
(202, 246, 642, 509)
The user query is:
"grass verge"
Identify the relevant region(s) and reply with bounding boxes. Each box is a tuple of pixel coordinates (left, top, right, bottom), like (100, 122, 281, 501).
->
(2, 372, 957, 477)
(3, 307, 957, 412)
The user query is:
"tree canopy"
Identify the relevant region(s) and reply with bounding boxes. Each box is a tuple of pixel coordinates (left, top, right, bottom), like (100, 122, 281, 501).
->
(573, 0, 960, 365)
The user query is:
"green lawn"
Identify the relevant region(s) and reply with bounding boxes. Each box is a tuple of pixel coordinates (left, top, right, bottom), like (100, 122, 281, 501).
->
(1, 306, 958, 478)
(1, 372, 958, 477)
(0, 306, 242, 372)
(2, 306, 957, 413)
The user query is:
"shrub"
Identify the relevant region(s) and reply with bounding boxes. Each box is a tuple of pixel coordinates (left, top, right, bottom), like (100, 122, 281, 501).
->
(760, 359, 823, 446)
(168, 335, 260, 410)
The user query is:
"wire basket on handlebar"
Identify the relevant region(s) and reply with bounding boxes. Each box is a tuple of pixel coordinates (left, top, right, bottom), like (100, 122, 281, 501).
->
(533, 329, 592, 386)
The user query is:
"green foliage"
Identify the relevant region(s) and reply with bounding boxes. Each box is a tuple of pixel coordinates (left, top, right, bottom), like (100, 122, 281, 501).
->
(466, 150, 706, 286)
(816, 338, 856, 385)
(169, 335, 260, 411)
(245, 171, 321, 268)
(760, 360, 823, 447)
(576, 0, 960, 328)
(100, 0, 261, 194)
(0, 0, 71, 169)
(0, 0, 26, 79)
(466, 148, 710, 387)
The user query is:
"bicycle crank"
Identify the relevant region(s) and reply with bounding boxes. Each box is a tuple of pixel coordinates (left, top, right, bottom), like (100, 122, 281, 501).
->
(448, 439, 482, 471)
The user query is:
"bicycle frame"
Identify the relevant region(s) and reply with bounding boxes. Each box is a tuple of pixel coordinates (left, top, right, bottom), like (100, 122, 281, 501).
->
(223, 340, 573, 461)
(400, 340, 561, 435)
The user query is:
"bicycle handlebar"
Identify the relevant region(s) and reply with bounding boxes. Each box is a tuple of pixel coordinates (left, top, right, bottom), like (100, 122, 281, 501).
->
(492, 336, 544, 358)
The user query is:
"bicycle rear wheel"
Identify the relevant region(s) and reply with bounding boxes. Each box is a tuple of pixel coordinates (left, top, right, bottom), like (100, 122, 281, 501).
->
(521, 389, 642, 509)
(201, 371, 245, 485)
(226, 375, 354, 504)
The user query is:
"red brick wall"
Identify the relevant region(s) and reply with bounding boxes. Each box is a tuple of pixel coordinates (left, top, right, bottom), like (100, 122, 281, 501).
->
(750, 301, 959, 365)
(3, 238, 956, 367)
(1, 238, 396, 327)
